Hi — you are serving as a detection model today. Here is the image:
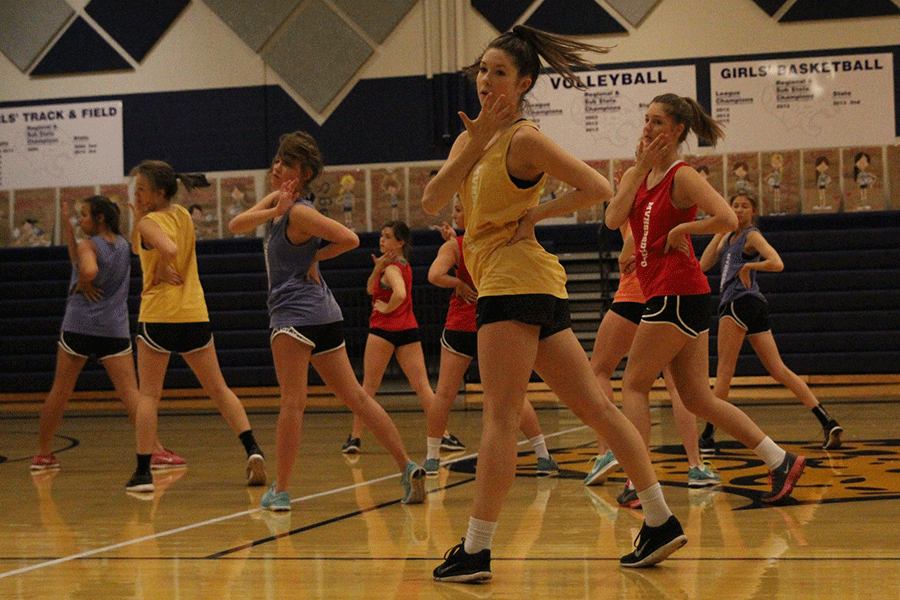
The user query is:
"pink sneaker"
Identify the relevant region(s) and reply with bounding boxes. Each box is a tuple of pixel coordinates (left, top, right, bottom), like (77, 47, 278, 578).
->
(151, 449, 187, 470)
(30, 453, 60, 471)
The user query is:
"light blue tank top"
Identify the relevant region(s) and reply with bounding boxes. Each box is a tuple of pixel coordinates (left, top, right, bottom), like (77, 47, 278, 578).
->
(265, 197, 343, 328)
(718, 226, 766, 306)
(61, 234, 131, 338)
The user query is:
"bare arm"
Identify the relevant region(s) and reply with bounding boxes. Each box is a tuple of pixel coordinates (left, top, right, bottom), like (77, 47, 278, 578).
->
(735, 229, 783, 288)
(428, 239, 477, 304)
(73, 239, 102, 301)
(422, 93, 518, 215)
(136, 216, 183, 286)
(229, 179, 297, 234)
(605, 134, 673, 230)
(374, 264, 406, 314)
(663, 167, 737, 254)
(61, 202, 78, 264)
(366, 251, 396, 296)
(507, 127, 612, 245)
(698, 233, 728, 272)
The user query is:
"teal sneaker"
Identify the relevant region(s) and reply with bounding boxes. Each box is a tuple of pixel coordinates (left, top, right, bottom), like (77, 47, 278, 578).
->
(584, 450, 619, 486)
(687, 463, 721, 488)
(423, 458, 440, 477)
(261, 483, 291, 511)
(536, 456, 559, 477)
(401, 462, 426, 504)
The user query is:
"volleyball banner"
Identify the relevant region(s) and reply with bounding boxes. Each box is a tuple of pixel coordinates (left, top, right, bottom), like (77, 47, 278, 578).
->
(530, 64, 697, 160)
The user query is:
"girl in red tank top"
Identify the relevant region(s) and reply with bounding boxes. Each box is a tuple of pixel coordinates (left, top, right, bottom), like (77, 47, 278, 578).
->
(606, 93, 806, 505)
(343, 221, 442, 459)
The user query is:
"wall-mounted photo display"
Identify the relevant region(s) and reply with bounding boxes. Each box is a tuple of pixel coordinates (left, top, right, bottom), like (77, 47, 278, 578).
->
(98, 183, 130, 232)
(0, 191, 10, 247)
(408, 165, 446, 229)
(843, 146, 883, 212)
(12, 188, 55, 247)
(220, 176, 258, 238)
(801, 149, 840, 213)
(761, 150, 800, 215)
(726, 152, 761, 209)
(316, 168, 366, 232)
(181, 177, 218, 240)
(59, 186, 95, 243)
(887, 145, 900, 211)
(371, 167, 405, 228)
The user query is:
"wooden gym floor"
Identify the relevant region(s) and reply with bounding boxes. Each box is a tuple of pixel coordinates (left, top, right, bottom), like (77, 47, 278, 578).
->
(0, 389, 898, 599)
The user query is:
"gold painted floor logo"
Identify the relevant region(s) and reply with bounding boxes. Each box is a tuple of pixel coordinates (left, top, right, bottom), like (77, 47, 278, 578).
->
(450, 439, 900, 507)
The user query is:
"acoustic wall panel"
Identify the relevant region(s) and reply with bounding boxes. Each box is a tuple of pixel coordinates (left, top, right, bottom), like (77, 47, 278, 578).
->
(0, 0, 72, 72)
(526, 0, 626, 35)
(332, 0, 417, 44)
(606, 0, 662, 27)
(780, 0, 900, 22)
(204, 0, 303, 51)
(31, 17, 132, 76)
(85, 0, 190, 62)
(471, 0, 535, 33)
(263, 0, 373, 113)
(749, 0, 791, 17)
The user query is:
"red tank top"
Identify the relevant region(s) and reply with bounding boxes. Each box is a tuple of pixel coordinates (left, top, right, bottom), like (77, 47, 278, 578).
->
(629, 161, 710, 299)
(445, 235, 477, 332)
(370, 260, 418, 331)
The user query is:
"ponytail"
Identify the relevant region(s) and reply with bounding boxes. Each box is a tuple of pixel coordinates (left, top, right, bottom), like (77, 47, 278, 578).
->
(651, 93, 724, 147)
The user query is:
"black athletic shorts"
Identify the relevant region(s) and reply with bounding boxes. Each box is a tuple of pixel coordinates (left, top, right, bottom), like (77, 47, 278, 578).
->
(59, 331, 131, 361)
(718, 295, 770, 335)
(369, 327, 421, 347)
(609, 301, 645, 326)
(642, 294, 711, 339)
(441, 328, 477, 359)
(137, 322, 213, 354)
(271, 321, 346, 356)
(476, 294, 571, 340)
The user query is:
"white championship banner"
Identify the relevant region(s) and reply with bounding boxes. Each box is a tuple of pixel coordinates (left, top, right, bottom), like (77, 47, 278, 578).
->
(529, 64, 697, 160)
(710, 53, 895, 152)
(0, 100, 123, 190)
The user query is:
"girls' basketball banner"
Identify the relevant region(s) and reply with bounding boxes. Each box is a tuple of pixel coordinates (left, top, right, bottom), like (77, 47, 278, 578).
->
(530, 65, 697, 160)
(0, 100, 123, 191)
(710, 53, 894, 153)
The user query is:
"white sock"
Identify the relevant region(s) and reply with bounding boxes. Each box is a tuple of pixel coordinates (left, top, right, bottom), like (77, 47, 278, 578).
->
(529, 435, 550, 460)
(754, 436, 787, 471)
(464, 517, 497, 553)
(426, 437, 441, 460)
(636, 483, 672, 528)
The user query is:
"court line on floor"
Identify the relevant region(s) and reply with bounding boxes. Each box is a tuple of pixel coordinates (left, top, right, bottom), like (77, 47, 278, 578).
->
(0, 424, 591, 580)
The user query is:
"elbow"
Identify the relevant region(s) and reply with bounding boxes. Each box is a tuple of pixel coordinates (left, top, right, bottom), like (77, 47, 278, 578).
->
(80, 266, 99, 282)
(772, 259, 784, 272)
(421, 195, 440, 216)
(343, 230, 360, 250)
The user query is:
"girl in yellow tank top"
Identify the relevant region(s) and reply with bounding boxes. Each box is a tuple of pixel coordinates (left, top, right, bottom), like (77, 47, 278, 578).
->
(423, 26, 686, 582)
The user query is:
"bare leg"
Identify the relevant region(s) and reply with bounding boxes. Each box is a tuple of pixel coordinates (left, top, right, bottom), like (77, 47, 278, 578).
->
(270, 334, 312, 492)
(36, 347, 86, 456)
(102, 352, 166, 454)
(748, 332, 821, 410)
(181, 343, 253, 435)
(353, 334, 395, 439)
(470, 321, 538, 522)
(428, 346, 471, 440)
(313, 347, 412, 470)
(590, 310, 638, 454)
(135, 338, 171, 455)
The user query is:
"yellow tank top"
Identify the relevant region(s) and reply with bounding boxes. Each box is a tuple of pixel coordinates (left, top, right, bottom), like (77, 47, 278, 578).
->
(460, 120, 568, 299)
(137, 204, 209, 323)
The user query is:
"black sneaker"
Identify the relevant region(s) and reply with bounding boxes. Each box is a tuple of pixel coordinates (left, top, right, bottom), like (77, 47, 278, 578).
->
(617, 481, 642, 509)
(620, 515, 688, 567)
(698, 434, 717, 455)
(126, 471, 154, 493)
(762, 452, 806, 503)
(440, 433, 466, 451)
(341, 435, 361, 454)
(822, 420, 843, 450)
(433, 539, 491, 583)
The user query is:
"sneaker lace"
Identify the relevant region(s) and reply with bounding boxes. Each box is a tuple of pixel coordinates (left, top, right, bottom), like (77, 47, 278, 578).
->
(443, 539, 466, 560)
